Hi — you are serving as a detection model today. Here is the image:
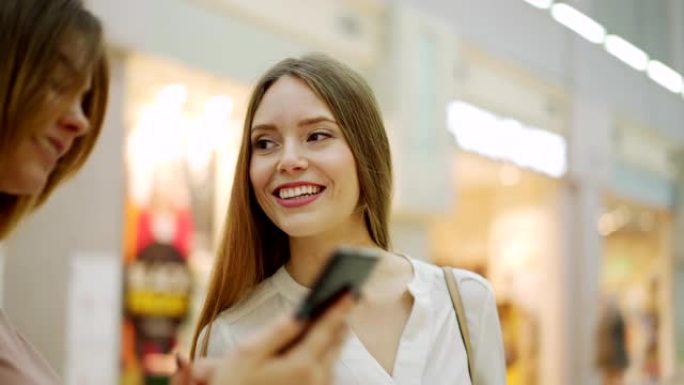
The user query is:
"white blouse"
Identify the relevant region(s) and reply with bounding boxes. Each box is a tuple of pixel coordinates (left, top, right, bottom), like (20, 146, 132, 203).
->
(201, 257, 506, 385)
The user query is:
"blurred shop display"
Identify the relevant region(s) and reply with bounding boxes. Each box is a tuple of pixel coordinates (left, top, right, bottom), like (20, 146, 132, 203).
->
(431, 151, 561, 385)
(599, 198, 671, 385)
(121, 54, 247, 385)
(431, 48, 568, 383)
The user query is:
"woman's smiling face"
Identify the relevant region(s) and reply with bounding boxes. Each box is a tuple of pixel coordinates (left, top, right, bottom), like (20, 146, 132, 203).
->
(0, 72, 91, 196)
(249, 75, 362, 238)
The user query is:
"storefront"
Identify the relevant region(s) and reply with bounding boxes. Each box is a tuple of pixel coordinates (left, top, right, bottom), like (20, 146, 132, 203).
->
(431, 142, 564, 385)
(597, 120, 679, 383)
(598, 196, 671, 384)
(428, 46, 569, 385)
(120, 53, 249, 385)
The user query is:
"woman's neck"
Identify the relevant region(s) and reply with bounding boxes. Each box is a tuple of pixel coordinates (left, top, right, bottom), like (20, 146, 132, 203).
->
(286, 222, 376, 287)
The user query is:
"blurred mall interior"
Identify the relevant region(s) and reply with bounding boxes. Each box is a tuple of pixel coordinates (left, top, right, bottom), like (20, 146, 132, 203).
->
(1, 0, 684, 384)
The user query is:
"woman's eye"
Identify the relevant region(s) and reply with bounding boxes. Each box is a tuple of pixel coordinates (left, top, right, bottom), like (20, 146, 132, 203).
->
(252, 138, 276, 150)
(47, 81, 68, 100)
(307, 131, 332, 142)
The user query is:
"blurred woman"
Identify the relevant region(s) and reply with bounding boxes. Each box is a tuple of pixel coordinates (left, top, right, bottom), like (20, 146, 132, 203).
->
(193, 54, 506, 384)
(0, 2, 351, 384)
(0, 1, 108, 382)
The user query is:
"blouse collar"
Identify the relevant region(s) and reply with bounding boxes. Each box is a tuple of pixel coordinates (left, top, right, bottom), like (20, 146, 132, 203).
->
(270, 265, 309, 305)
(270, 254, 435, 307)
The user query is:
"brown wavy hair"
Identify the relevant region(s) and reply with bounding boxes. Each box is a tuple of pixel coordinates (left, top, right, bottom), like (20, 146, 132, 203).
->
(0, 0, 109, 239)
(191, 54, 393, 358)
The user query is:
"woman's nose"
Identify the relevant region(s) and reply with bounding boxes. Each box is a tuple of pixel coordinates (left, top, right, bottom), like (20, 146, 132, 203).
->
(277, 142, 308, 173)
(58, 99, 90, 137)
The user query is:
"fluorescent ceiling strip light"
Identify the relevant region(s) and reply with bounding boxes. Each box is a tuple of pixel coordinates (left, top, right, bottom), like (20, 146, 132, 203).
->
(524, 0, 553, 10)
(604, 34, 649, 71)
(524, 0, 683, 103)
(550, 3, 606, 44)
(647, 60, 684, 93)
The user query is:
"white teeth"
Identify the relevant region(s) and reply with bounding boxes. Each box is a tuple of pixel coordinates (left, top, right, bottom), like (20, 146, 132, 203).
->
(278, 185, 321, 200)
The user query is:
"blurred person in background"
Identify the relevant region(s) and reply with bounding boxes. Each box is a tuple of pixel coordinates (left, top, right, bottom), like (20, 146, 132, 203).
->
(0, 1, 353, 385)
(192, 54, 506, 384)
(596, 297, 629, 385)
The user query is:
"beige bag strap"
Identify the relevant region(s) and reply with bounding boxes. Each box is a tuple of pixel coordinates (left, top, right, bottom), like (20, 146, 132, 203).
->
(442, 267, 474, 382)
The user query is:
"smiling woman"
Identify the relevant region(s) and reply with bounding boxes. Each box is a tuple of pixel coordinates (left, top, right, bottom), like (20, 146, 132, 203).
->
(0, 1, 109, 382)
(192, 54, 393, 360)
(0, 0, 109, 239)
(192, 54, 506, 385)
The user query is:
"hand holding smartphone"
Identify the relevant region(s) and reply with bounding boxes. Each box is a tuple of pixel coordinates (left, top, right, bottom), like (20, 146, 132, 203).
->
(276, 246, 379, 354)
(295, 246, 381, 321)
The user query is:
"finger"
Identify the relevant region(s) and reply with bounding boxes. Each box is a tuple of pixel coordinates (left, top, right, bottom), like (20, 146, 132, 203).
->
(190, 357, 222, 383)
(176, 354, 190, 371)
(169, 371, 189, 385)
(320, 325, 350, 369)
(170, 362, 192, 385)
(239, 313, 306, 360)
(295, 294, 355, 358)
(170, 355, 191, 385)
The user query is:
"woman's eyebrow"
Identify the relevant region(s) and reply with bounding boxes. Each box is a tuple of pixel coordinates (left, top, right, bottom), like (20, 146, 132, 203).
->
(57, 51, 79, 75)
(251, 123, 276, 132)
(298, 116, 337, 126)
(251, 117, 337, 132)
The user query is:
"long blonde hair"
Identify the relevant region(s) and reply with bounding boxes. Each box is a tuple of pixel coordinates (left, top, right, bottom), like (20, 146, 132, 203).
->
(0, 0, 109, 239)
(191, 54, 393, 358)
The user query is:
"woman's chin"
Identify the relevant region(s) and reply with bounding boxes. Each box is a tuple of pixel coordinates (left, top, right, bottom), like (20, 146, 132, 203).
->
(278, 219, 329, 239)
(281, 226, 321, 239)
(0, 167, 49, 196)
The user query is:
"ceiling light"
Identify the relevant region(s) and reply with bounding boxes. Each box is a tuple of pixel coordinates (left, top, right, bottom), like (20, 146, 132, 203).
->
(551, 3, 606, 44)
(524, 0, 553, 10)
(604, 34, 649, 71)
(647, 60, 684, 93)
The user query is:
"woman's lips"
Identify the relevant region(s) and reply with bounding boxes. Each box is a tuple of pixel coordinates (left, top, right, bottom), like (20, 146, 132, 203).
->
(274, 190, 324, 208)
(32, 136, 58, 167)
(272, 183, 326, 208)
(46, 137, 66, 157)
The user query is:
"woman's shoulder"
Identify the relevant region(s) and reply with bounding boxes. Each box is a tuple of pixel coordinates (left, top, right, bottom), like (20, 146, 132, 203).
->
(199, 277, 282, 355)
(450, 268, 495, 300)
(409, 257, 496, 308)
(213, 277, 283, 327)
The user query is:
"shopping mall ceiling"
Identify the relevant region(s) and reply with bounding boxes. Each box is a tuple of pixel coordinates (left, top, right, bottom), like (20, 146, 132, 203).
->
(401, 0, 684, 77)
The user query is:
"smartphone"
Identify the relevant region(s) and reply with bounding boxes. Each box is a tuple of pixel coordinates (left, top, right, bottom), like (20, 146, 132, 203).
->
(295, 246, 381, 321)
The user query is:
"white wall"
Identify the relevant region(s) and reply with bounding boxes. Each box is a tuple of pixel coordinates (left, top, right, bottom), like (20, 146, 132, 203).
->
(88, 0, 305, 84)
(87, 0, 380, 86)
